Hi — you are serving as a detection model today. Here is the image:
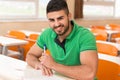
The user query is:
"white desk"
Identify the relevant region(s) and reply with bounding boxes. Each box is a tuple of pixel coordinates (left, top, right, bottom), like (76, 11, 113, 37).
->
(96, 40, 120, 51)
(98, 53, 120, 65)
(0, 55, 73, 80)
(88, 28, 120, 41)
(0, 36, 28, 55)
(20, 30, 41, 37)
(106, 30, 120, 42)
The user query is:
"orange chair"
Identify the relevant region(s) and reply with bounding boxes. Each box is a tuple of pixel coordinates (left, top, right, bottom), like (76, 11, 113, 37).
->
(5, 30, 26, 60)
(111, 33, 120, 42)
(6, 30, 26, 40)
(90, 25, 106, 30)
(23, 34, 39, 60)
(96, 59, 119, 80)
(29, 34, 39, 40)
(109, 24, 120, 31)
(91, 29, 108, 41)
(96, 41, 118, 56)
(117, 66, 120, 80)
(105, 24, 120, 42)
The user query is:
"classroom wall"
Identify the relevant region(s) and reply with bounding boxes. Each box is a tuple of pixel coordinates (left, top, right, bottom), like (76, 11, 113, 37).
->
(0, 0, 120, 35)
(1, 19, 120, 35)
(0, 21, 49, 35)
(0, 0, 75, 35)
(75, 18, 120, 27)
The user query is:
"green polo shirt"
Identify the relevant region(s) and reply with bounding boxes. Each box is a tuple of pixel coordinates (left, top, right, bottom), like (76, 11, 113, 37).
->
(37, 21, 97, 66)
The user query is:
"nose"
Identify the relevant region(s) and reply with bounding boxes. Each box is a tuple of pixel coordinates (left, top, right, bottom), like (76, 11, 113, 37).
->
(54, 20, 60, 27)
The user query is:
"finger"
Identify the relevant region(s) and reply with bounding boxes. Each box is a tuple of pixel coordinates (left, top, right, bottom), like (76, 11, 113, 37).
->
(43, 66, 51, 76)
(41, 65, 46, 75)
(45, 66, 53, 76)
(42, 65, 53, 76)
(47, 68, 53, 76)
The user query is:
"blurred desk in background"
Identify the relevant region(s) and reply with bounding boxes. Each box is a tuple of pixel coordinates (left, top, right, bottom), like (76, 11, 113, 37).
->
(106, 30, 120, 42)
(96, 40, 120, 51)
(0, 36, 28, 55)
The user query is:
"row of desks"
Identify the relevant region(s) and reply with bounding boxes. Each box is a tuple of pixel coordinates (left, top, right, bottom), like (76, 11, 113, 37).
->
(0, 36, 120, 57)
(88, 28, 120, 42)
(0, 54, 73, 80)
(0, 30, 41, 57)
(96, 40, 120, 51)
(0, 30, 73, 80)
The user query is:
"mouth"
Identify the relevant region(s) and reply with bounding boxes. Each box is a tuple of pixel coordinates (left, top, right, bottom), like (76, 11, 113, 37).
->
(53, 24, 64, 29)
(54, 26, 64, 35)
(56, 27, 63, 33)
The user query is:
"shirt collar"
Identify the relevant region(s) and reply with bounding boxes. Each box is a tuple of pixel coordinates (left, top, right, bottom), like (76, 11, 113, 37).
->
(66, 20, 76, 40)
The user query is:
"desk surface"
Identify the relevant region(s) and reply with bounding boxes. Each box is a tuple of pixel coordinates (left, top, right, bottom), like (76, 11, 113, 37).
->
(96, 40, 120, 51)
(98, 53, 120, 65)
(0, 36, 28, 46)
(0, 55, 73, 80)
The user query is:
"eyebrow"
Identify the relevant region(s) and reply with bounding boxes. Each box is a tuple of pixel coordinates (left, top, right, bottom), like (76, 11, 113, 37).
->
(48, 16, 64, 21)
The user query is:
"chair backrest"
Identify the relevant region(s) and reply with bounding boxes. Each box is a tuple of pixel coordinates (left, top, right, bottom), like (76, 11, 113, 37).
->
(91, 29, 107, 41)
(90, 25, 106, 30)
(29, 34, 39, 40)
(23, 34, 39, 60)
(8, 30, 26, 40)
(6, 30, 26, 59)
(111, 32, 120, 42)
(96, 41, 118, 56)
(96, 59, 119, 80)
(109, 24, 120, 31)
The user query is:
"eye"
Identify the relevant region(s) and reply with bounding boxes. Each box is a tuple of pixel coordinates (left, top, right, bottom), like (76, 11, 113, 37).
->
(58, 16, 63, 21)
(49, 19, 55, 22)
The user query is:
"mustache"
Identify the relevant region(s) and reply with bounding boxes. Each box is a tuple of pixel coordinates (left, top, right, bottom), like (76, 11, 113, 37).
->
(53, 24, 64, 29)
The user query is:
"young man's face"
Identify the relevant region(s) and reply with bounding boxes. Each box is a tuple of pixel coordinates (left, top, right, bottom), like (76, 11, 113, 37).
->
(47, 10, 71, 36)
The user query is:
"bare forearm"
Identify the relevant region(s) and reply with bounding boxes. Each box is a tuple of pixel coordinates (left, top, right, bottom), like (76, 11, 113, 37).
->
(51, 63, 96, 80)
(26, 53, 40, 68)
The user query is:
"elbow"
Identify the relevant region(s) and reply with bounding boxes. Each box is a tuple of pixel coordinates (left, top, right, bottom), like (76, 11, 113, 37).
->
(75, 72, 95, 80)
(25, 53, 31, 65)
(85, 68, 97, 80)
(86, 70, 97, 80)
(77, 69, 96, 80)
(87, 73, 96, 80)
(80, 74, 95, 80)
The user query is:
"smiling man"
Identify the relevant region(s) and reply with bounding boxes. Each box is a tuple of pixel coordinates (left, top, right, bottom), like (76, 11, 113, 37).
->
(26, 0, 98, 80)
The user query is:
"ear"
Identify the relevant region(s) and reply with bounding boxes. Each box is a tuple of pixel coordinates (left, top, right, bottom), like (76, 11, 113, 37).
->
(68, 12, 72, 21)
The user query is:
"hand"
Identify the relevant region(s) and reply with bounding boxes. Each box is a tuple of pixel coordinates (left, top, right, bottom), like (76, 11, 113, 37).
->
(35, 61, 42, 70)
(40, 52, 56, 69)
(41, 64, 53, 76)
(35, 57, 53, 76)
